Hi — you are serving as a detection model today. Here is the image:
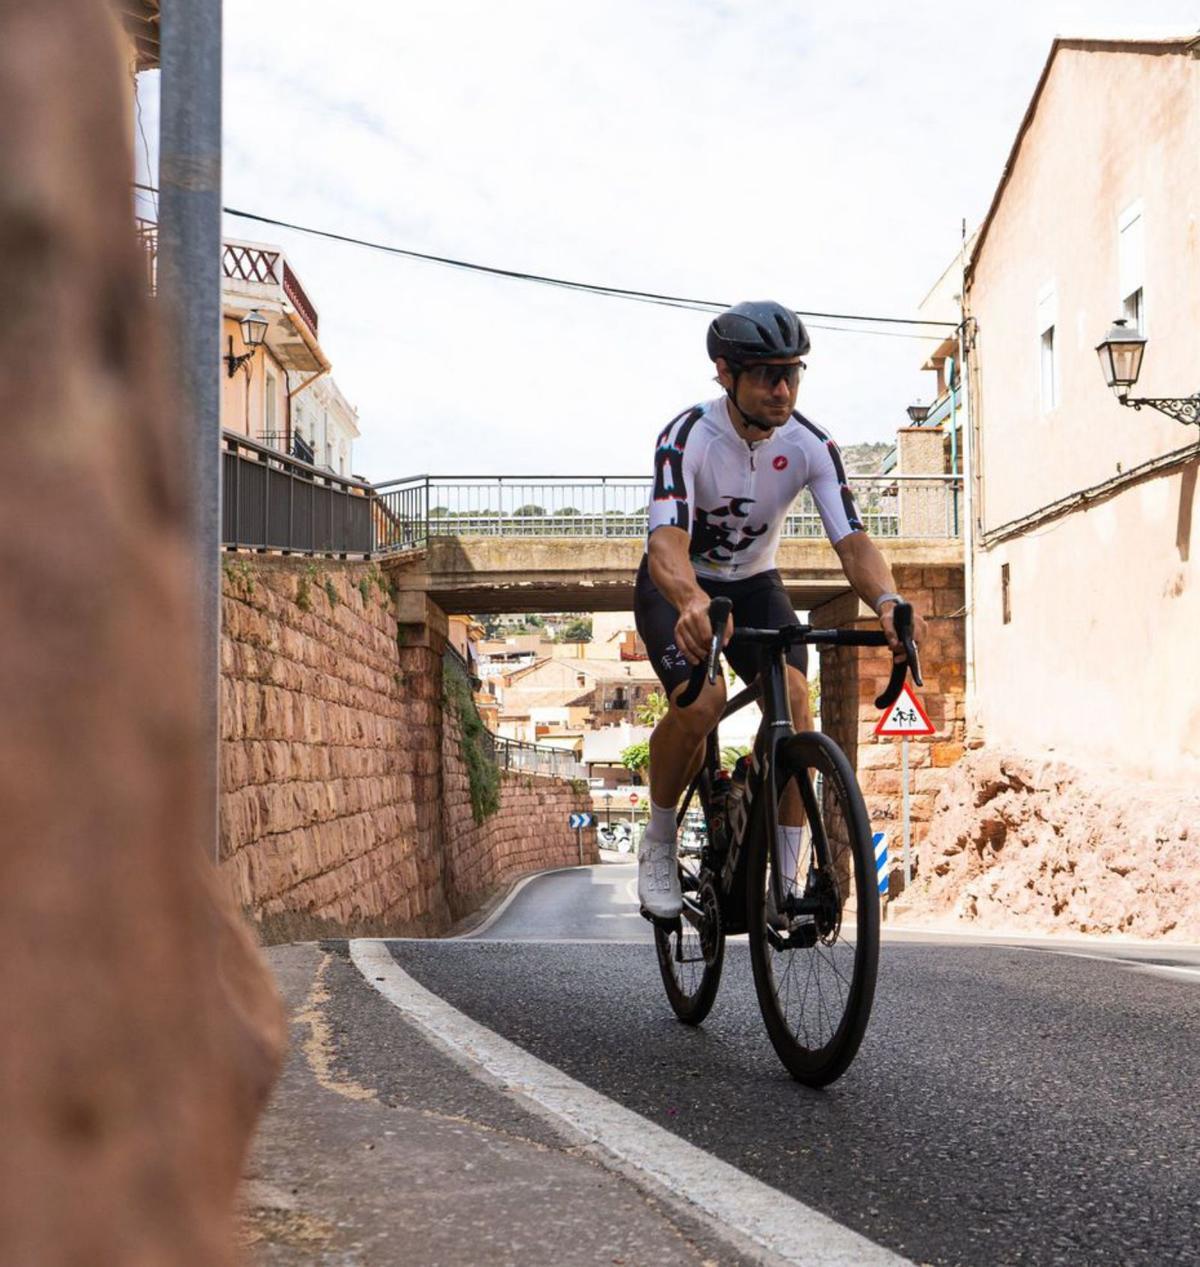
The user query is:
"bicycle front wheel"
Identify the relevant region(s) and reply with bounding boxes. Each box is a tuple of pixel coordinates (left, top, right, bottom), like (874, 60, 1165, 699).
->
(747, 732, 880, 1086)
(654, 837, 725, 1026)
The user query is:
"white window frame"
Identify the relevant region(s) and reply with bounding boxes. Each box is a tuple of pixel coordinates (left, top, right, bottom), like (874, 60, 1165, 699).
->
(1036, 282, 1059, 414)
(1117, 199, 1146, 336)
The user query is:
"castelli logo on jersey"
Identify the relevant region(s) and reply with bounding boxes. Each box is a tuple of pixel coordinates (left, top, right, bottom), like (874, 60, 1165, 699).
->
(773, 455, 788, 471)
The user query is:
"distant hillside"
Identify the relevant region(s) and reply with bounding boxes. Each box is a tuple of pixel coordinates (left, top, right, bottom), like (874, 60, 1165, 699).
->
(840, 442, 892, 474)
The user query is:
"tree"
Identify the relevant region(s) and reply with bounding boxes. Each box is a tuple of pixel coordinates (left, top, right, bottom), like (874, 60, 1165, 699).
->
(558, 616, 592, 642)
(512, 503, 546, 517)
(620, 740, 650, 778)
(636, 690, 669, 725)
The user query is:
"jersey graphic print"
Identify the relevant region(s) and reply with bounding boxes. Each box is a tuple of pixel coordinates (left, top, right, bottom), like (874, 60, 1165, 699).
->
(646, 398, 864, 580)
(691, 497, 769, 564)
(651, 406, 704, 532)
(793, 415, 864, 534)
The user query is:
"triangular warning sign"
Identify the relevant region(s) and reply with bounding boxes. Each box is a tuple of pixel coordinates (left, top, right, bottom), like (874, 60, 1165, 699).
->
(874, 682, 935, 737)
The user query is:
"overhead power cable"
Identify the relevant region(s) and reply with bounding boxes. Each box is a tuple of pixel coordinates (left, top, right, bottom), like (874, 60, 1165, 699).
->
(133, 181, 958, 335)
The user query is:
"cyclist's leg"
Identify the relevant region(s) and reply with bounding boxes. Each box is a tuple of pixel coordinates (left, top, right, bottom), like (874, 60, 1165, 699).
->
(633, 559, 727, 915)
(634, 558, 726, 809)
(723, 572, 814, 897)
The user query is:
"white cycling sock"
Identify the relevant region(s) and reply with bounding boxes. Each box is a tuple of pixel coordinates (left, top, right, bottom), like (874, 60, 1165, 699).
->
(648, 800, 677, 841)
(778, 825, 804, 883)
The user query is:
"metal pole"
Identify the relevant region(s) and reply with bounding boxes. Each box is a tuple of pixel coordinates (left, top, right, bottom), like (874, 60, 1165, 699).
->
(576, 826, 583, 866)
(158, 0, 223, 861)
(958, 219, 977, 725)
(902, 738, 911, 887)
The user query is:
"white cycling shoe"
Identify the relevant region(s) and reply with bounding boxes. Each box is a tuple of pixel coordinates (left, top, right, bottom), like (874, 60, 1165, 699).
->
(638, 833, 682, 918)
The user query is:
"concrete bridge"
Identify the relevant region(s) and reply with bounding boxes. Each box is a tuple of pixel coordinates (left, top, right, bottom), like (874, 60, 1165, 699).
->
(386, 533, 962, 614)
(372, 473, 964, 614)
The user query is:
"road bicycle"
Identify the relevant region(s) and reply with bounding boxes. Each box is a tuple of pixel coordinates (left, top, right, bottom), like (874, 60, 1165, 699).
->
(643, 596, 920, 1086)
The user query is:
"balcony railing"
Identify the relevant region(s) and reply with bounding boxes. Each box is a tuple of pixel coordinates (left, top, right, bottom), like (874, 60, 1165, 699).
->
(222, 431, 373, 557)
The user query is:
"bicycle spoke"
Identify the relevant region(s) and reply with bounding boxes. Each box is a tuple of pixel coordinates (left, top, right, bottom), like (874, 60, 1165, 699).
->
(748, 734, 880, 1085)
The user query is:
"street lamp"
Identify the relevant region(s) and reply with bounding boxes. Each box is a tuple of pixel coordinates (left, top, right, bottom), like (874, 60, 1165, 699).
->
(1095, 318, 1199, 425)
(906, 402, 930, 425)
(224, 308, 269, 378)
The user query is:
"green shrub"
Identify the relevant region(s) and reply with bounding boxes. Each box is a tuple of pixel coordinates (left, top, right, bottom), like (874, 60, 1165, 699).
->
(443, 672, 501, 824)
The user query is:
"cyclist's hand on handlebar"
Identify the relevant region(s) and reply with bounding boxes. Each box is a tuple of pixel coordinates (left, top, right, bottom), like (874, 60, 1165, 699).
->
(675, 595, 733, 665)
(878, 600, 927, 663)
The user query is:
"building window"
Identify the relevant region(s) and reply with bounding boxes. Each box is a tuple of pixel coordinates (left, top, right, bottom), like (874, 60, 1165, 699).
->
(1001, 563, 1011, 625)
(1036, 283, 1057, 413)
(1118, 200, 1146, 334)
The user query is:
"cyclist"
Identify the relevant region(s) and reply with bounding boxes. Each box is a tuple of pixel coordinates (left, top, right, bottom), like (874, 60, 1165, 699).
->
(634, 300, 927, 917)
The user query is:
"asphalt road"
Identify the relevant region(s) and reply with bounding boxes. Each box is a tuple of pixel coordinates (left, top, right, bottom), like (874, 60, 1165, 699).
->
(386, 859, 1200, 1266)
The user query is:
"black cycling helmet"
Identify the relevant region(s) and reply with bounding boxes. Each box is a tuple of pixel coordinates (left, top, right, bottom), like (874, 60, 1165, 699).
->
(707, 300, 810, 365)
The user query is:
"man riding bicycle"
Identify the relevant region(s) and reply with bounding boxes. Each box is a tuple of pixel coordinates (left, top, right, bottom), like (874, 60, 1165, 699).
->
(634, 300, 927, 918)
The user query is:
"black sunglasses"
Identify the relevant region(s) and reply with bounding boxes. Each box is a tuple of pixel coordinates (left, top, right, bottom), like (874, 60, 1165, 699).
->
(738, 361, 806, 390)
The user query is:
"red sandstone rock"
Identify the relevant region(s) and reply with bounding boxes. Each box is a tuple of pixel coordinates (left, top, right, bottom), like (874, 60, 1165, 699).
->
(897, 748, 1200, 939)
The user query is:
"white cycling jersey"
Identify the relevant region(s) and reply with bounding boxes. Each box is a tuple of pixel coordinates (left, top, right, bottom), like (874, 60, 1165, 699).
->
(646, 396, 864, 580)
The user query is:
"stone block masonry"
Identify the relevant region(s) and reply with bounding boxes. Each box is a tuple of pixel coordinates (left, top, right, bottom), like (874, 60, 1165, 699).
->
(220, 558, 594, 939)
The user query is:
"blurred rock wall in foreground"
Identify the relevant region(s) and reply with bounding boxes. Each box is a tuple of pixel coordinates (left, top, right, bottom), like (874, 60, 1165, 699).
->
(0, 3, 284, 1262)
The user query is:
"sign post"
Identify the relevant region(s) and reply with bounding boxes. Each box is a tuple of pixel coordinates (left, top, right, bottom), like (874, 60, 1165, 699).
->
(873, 832, 888, 917)
(873, 684, 935, 890)
(568, 812, 594, 864)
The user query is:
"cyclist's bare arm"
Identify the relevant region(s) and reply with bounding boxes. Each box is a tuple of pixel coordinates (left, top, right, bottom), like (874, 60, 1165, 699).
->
(647, 528, 731, 666)
(832, 530, 929, 657)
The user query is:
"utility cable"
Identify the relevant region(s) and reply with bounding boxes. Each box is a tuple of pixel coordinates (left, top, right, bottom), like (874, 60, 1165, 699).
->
(132, 181, 958, 335)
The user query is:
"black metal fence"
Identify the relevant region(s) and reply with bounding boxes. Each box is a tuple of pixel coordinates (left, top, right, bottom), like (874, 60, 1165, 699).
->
(222, 443, 964, 559)
(443, 645, 584, 779)
(222, 431, 373, 557)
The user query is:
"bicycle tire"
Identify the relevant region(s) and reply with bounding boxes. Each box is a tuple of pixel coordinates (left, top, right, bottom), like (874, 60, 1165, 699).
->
(746, 732, 880, 1085)
(654, 822, 725, 1025)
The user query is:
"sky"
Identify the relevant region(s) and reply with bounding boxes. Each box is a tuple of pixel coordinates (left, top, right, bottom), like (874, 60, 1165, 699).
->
(134, 1, 1200, 480)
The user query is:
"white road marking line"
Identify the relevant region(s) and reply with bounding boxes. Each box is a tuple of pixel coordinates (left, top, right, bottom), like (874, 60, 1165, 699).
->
(350, 940, 911, 1267)
(1133, 963, 1200, 983)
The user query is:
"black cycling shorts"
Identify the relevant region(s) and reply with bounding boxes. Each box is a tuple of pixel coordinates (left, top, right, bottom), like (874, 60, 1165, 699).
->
(633, 555, 808, 696)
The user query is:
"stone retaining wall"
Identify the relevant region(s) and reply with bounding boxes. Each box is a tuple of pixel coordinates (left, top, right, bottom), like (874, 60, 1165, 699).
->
(219, 558, 592, 940)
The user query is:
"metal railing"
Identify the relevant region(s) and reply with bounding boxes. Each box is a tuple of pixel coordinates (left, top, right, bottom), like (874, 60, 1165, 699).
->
(371, 473, 963, 553)
(222, 463, 963, 558)
(222, 430, 373, 557)
(444, 645, 585, 779)
(485, 731, 587, 779)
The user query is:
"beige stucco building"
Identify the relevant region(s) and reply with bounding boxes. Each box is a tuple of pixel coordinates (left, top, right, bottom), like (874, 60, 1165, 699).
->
(962, 34, 1200, 778)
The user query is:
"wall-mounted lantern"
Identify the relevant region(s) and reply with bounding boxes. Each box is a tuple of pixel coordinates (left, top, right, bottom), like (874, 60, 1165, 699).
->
(1095, 318, 1198, 425)
(224, 308, 269, 378)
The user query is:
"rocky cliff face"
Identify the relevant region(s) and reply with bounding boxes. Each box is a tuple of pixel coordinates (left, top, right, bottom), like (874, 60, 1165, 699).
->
(896, 748, 1200, 940)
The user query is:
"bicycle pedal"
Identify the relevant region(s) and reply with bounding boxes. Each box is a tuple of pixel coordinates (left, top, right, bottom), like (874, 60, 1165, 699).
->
(639, 906, 681, 932)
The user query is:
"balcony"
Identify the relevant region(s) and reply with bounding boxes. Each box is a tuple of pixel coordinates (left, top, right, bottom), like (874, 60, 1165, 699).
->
(221, 237, 327, 375)
(133, 220, 328, 375)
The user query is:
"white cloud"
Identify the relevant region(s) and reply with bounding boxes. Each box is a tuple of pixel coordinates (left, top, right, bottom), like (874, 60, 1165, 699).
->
(143, 1, 1200, 477)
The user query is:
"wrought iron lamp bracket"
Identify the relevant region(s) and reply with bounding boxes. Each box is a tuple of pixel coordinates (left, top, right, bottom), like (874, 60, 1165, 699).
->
(1125, 394, 1200, 426)
(225, 335, 256, 379)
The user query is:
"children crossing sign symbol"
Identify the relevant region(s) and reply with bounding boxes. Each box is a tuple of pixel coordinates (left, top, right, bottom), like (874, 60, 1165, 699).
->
(874, 683, 935, 737)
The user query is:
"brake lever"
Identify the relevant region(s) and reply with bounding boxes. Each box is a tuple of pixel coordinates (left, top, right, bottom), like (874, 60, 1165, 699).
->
(706, 596, 733, 685)
(677, 596, 733, 708)
(873, 602, 923, 710)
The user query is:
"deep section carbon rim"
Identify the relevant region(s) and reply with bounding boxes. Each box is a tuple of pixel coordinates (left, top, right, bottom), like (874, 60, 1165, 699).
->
(748, 733, 879, 1085)
(653, 813, 724, 1025)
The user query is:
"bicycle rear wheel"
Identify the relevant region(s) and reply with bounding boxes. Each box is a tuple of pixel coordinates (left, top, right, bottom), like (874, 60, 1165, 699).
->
(653, 827, 725, 1025)
(747, 732, 879, 1085)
